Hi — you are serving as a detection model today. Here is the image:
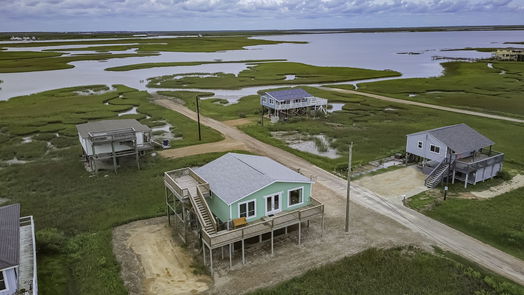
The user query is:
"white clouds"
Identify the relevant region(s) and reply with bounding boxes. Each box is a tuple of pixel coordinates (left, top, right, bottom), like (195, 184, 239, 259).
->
(0, 0, 523, 28)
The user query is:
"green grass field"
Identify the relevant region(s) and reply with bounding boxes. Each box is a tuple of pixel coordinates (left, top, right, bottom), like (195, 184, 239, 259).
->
(147, 62, 401, 89)
(250, 247, 524, 295)
(353, 61, 524, 119)
(407, 187, 524, 261)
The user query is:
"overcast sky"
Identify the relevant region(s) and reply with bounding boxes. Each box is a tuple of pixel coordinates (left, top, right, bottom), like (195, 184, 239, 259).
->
(1, 0, 523, 32)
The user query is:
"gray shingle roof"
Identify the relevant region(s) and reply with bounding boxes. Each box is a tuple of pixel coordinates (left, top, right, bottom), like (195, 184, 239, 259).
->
(0, 204, 20, 270)
(409, 123, 494, 154)
(265, 88, 312, 102)
(194, 153, 312, 205)
(76, 119, 151, 138)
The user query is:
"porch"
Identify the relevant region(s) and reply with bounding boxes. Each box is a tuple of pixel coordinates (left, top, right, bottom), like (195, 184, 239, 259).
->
(19, 216, 37, 295)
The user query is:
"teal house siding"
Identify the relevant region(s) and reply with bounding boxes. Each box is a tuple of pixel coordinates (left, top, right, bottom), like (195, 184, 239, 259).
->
(207, 192, 230, 223)
(228, 182, 312, 222)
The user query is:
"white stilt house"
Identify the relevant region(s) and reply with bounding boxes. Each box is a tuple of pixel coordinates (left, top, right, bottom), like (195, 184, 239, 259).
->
(76, 119, 153, 172)
(260, 88, 328, 122)
(0, 204, 37, 295)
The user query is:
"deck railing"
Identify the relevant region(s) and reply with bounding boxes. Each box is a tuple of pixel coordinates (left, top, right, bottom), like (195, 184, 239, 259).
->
(19, 216, 37, 295)
(164, 169, 191, 198)
(455, 151, 504, 171)
(261, 97, 328, 110)
(202, 197, 324, 249)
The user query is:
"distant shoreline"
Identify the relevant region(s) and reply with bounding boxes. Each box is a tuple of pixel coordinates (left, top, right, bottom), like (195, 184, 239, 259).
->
(1, 25, 524, 40)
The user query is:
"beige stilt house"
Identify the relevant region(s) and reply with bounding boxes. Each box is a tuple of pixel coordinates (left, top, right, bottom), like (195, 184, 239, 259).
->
(76, 119, 153, 172)
(164, 153, 324, 273)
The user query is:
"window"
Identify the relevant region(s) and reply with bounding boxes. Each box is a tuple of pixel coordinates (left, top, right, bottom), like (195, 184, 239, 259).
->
(417, 141, 423, 149)
(288, 187, 303, 206)
(239, 200, 256, 219)
(0, 271, 6, 291)
(430, 145, 440, 153)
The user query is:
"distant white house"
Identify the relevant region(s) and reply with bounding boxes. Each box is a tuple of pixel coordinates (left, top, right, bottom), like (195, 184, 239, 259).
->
(76, 119, 153, 172)
(260, 88, 328, 122)
(406, 123, 504, 188)
(0, 204, 37, 295)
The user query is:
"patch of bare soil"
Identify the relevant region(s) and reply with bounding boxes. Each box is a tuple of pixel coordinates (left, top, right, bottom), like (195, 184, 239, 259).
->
(159, 136, 248, 159)
(113, 218, 211, 295)
(223, 118, 254, 127)
(471, 174, 524, 199)
(354, 166, 428, 204)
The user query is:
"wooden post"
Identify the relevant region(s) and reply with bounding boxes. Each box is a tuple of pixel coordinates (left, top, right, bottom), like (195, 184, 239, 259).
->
(345, 142, 353, 233)
(452, 169, 456, 184)
(135, 145, 140, 170)
(241, 239, 245, 265)
(465, 170, 469, 189)
(259, 235, 262, 243)
(196, 96, 202, 141)
(229, 243, 233, 269)
(203, 241, 206, 265)
(110, 141, 117, 173)
(166, 187, 170, 225)
(298, 211, 302, 245)
(209, 246, 213, 275)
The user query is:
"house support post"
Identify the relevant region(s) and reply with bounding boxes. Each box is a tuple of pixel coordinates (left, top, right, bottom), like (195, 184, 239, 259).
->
(209, 246, 213, 275)
(298, 211, 302, 245)
(111, 141, 117, 173)
(241, 239, 245, 265)
(135, 145, 140, 170)
(165, 187, 170, 225)
(271, 220, 274, 256)
(202, 240, 206, 265)
(452, 169, 456, 184)
(229, 243, 233, 269)
(465, 171, 469, 189)
(259, 235, 262, 243)
(221, 246, 224, 259)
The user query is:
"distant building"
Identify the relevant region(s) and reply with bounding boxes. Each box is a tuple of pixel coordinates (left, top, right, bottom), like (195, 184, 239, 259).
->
(406, 124, 504, 188)
(260, 88, 328, 122)
(76, 119, 153, 173)
(0, 204, 37, 295)
(494, 48, 524, 61)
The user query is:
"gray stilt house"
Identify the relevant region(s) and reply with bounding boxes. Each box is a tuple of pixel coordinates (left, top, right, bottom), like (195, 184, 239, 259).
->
(164, 153, 324, 273)
(406, 124, 504, 188)
(76, 119, 153, 172)
(260, 88, 328, 122)
(0, 204, 37, 295)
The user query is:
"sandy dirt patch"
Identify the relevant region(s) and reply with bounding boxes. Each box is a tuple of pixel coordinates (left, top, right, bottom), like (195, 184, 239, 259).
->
(159, 136, 248, 159)
(113, 218, 211, 295)
(354, 166, 428, 204)
(472, 174, 524, 199)
(222, 118, 254, 127)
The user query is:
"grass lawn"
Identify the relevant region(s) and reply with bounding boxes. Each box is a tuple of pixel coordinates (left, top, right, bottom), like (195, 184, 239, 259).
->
(160, 86, 524, 175)
(250, 247, 524, 295)
(147, 62, 401, 89)
(353, 61, 524, 119)
(407, 187, 524, 261)
(0, 51, 157, 73)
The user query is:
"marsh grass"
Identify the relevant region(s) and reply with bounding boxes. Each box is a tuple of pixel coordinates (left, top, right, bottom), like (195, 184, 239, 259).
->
(148, 62, 400, 89)
(356, 61, 524, 118)
(250, 247, 524, 295)
(407, 187, 524, 261)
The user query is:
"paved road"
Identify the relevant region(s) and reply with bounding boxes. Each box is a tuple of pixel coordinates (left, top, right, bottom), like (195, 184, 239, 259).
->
(318, 87, 524, 124)
(155, 98, 524, 285)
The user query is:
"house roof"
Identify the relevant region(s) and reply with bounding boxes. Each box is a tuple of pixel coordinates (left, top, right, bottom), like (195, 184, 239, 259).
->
(408, 123, 494, 154)
(264, 88, 312, 102)
(0, 204, 20, 270)
(76, 119, 151, 138)
(194, 153, 312, 205)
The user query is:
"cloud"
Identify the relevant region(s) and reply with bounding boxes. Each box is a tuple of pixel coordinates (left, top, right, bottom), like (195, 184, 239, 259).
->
(0, 0, 523, 31)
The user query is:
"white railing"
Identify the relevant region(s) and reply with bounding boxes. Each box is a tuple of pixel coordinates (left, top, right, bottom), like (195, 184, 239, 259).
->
(19, 216, 37, 295)
(261, 97, 328, 110)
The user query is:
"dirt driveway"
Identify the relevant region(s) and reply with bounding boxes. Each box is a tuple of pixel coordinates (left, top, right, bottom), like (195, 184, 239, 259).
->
(159, 136, 248, 159)
(355, 166, 428, 204)
(113, 218, 211, 295)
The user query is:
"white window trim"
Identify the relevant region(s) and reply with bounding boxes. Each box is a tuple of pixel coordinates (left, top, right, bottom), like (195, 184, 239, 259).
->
(287, 186, 305, 208)
(417, 141, 423, 149)
(237, 199, 257, 220)
(264, 192, 282, 216)
(430, 144, 440, 154)
(0, 270, 8, 292)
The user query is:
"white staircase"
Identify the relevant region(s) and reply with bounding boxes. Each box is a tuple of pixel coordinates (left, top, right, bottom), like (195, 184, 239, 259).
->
(424, 161, 452, 188)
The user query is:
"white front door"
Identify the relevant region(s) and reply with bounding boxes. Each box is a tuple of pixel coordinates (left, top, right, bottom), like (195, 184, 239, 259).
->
(265, 194, 281, 215)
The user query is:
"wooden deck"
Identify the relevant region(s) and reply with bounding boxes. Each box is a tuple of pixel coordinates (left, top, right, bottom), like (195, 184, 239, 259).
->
(19, 216, 37, 295)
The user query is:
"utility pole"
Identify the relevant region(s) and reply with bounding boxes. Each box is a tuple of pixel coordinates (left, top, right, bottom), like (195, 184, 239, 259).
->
(260, 106, 264, 126)
(345, 142, 353, 233)
(196, 95, 202, 141)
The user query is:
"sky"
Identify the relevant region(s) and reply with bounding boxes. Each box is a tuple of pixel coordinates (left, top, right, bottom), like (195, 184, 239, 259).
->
(0, 0, 523, 32)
